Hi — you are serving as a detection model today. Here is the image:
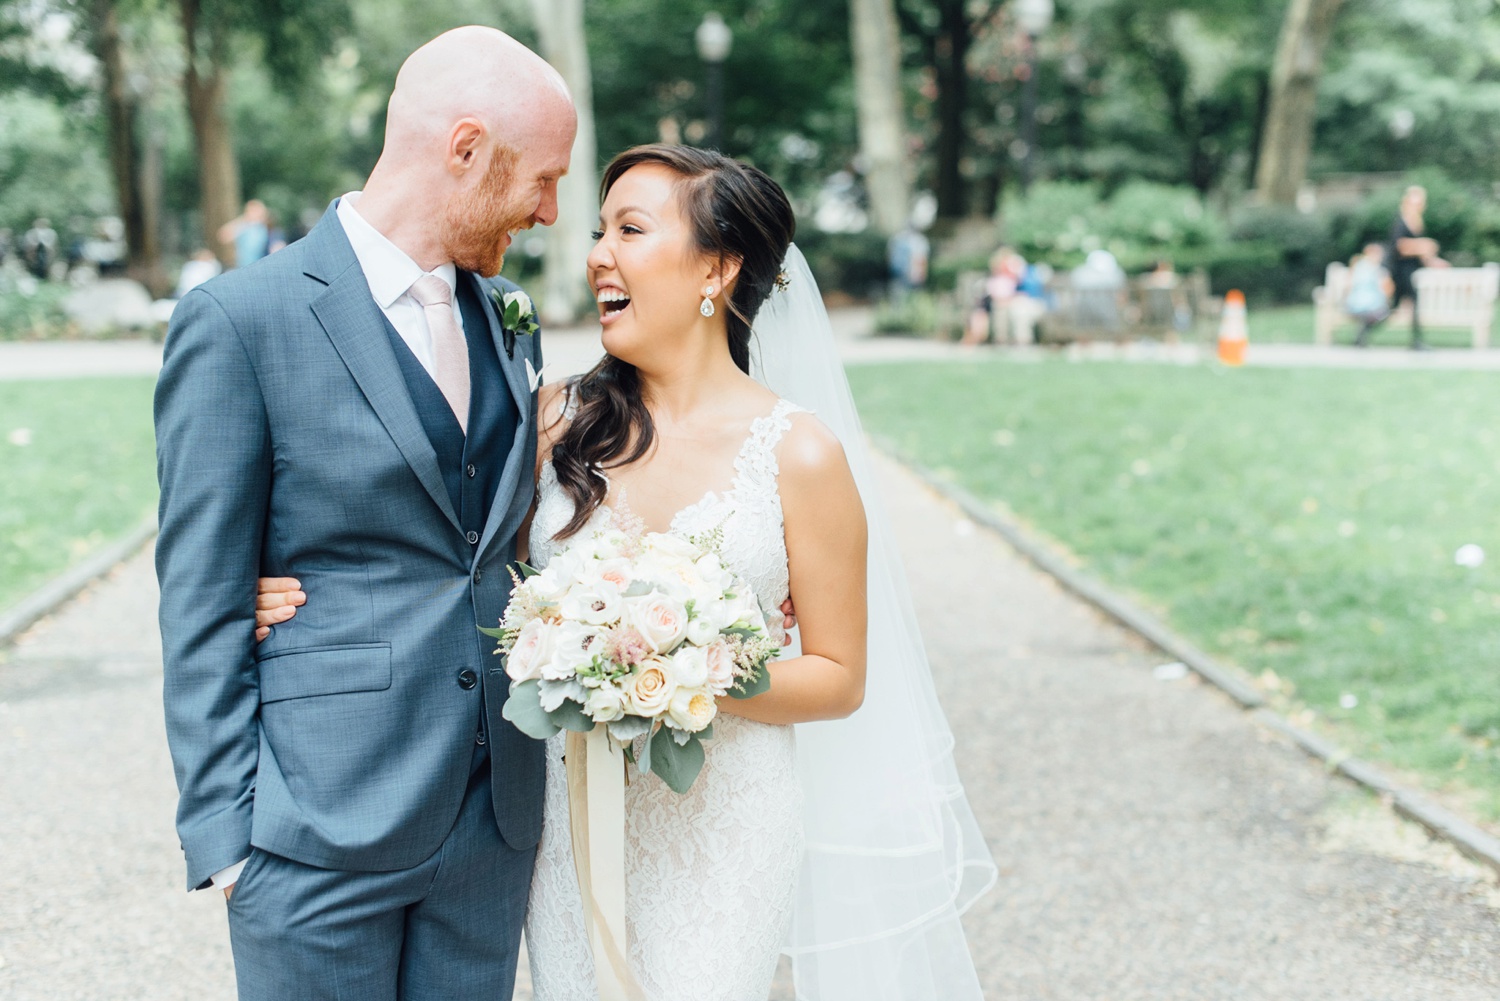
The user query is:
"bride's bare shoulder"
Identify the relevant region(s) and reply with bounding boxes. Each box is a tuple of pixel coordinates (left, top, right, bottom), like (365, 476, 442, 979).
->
(537, 380, 576, 462)
(776, 411, 852, 490)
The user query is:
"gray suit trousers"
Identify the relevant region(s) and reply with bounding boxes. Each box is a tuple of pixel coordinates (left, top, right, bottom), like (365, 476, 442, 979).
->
(226, 750, 535, 1001)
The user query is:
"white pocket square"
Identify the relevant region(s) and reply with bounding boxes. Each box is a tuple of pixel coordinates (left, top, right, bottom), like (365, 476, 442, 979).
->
(525, 358, 547, 393)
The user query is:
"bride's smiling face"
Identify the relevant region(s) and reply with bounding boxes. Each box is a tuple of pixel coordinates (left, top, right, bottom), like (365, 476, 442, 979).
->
(587, 164, 725, 368)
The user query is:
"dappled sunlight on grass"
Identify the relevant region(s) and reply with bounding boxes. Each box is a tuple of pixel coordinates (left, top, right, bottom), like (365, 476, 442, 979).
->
(851, 359, 1500, 818)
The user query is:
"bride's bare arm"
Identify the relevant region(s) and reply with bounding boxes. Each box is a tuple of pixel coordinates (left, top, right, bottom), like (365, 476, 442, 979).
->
(719, 416, 867, 725)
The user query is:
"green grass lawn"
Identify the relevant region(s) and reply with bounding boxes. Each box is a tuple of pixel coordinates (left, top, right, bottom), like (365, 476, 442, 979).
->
(1245, 303, 1480, 349)
(850, 359, 1500, 819)
(0, 377, 158, 611)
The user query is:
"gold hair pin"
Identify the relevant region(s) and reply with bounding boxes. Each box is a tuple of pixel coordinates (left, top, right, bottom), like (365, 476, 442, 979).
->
(773, 269, 791, 293)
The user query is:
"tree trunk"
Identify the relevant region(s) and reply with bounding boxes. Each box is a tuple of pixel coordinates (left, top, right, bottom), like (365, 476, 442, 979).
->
(91, 0, 166, 292)
(1255, 0, 1344, 206)
(528, 0, 598, 325)
(849, 0, 911, 236)
(180, 0, 240, 265)
(932, 2, 970, 220)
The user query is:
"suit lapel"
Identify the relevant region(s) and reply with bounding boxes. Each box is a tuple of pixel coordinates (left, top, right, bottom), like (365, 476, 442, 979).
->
(304, 208, 462, 533)
(467, 272, 534, 560)
(467, 272, 531, 418)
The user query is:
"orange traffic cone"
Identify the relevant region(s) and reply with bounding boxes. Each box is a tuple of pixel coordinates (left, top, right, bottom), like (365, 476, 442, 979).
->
(1218, 289, 1247, 366)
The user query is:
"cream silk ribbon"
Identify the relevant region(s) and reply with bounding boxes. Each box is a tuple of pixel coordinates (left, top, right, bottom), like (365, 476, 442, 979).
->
(565, 727, 645, 1001)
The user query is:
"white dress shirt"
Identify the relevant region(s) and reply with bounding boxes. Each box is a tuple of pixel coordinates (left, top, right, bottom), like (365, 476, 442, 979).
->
(336, 190, 465, 377)
(208, 193, 464, 894)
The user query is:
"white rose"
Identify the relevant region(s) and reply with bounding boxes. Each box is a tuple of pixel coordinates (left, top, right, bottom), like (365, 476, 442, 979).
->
(595, 557, 634, 591)
(585, 683, 627, 723)
(684, 613, 719, 648)
(632, 595, 689, 653)
(668, 645, 709, 689)
(704, 638, 736, 694)
(560, 577, 624, 627)
(726, 590, 766, 632)
(693, 552, 735, 592)
(626, 661, 676, 717)
(667, 687, 718, 733)
(505, 289, 534, 317)
(645, 532, 700, 561)
(548, 621, 602, 679)
(529, 554, 581, 603)
(506, 619, 556, 682)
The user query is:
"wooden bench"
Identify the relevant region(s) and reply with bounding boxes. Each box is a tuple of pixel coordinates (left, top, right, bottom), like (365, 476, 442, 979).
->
(1313, 261, 1500, 347)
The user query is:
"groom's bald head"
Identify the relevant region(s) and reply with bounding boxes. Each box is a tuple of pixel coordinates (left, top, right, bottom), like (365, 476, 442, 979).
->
(385, 27, 572, 158)
(364, 26, 576, 276)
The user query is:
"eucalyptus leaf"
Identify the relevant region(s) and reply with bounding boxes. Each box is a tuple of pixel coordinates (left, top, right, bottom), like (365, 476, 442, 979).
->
(500, 680, 561, 739)
(549, 698, 594, 733)
(623, 581, 654, 597)
(477, 625, 506, 640)
(649, 726, 705, 794)
(636, 724, 654, 776)
(730, 669, 771, 699)
(517, 562, 540, 578)
(607, 715, 652, 743)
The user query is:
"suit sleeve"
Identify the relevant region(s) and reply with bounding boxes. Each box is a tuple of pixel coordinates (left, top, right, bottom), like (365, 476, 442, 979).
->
(154, 288, 271, 891)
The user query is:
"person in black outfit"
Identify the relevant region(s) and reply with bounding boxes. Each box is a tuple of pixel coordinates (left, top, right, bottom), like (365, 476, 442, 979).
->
(1358, 185, 1444, 349)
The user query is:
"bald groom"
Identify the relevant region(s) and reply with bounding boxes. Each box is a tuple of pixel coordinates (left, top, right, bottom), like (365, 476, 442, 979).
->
(154, 28, 576, 999)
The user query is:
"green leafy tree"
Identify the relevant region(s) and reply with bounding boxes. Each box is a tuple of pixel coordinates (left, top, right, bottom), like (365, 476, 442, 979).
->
(174, 0, 350, 262)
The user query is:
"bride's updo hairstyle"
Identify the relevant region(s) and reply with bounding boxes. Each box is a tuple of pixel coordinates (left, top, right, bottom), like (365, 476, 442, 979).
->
(550, 144, 796, 538)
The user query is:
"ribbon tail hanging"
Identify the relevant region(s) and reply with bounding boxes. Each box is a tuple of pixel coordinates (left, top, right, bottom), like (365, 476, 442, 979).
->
(566, 727, 643, 1001)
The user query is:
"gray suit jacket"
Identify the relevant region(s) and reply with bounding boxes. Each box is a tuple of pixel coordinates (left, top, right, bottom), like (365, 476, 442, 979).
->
(155, 204, 544, 890)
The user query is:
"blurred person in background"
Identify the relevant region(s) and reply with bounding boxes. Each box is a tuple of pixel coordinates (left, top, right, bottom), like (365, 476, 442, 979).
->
(1345, 242, 1393, 347)
(1367, 185, 1447, 350)
(1070, 247, 1126, 333)
(963, 247, 1021, 346)
(887, 222, 930, 302)
(217, 198, 272, 268)
(21, 217, 57, 280)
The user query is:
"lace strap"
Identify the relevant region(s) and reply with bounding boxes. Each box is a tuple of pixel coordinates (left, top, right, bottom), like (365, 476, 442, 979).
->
(731, 398, 805, 497)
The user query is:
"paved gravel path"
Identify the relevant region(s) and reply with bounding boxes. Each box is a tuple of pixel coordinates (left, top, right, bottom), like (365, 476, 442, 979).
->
(3, 439, 1498, 996)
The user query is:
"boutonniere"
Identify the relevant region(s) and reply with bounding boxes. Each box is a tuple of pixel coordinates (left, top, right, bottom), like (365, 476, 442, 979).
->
(490, 288, 539, 359)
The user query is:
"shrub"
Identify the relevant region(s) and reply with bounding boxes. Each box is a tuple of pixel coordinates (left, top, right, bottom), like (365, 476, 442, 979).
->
(796, 229, 889, 299)
(0, 279, 73, 341)
(1219, 205, 1338, 305)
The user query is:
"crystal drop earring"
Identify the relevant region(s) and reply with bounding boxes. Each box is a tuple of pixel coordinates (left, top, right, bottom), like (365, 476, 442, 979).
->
(700, 286, 716, 318)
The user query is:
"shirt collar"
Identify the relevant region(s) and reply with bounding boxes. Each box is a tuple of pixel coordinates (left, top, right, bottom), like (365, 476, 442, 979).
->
(336, 191, 458, 309)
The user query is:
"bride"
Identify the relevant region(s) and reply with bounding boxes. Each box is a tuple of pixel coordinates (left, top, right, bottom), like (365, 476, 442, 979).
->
(254, 144, 994, 1000)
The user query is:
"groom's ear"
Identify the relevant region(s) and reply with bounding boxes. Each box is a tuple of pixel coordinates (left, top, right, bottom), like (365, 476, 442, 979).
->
(448, 117, 487, 172)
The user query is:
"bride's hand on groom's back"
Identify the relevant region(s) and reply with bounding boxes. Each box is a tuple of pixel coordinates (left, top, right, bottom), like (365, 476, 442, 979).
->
(254, 578, 305, 641)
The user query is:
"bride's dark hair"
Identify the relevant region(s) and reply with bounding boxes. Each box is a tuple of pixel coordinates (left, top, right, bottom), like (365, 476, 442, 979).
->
(550, 144, 796, 539)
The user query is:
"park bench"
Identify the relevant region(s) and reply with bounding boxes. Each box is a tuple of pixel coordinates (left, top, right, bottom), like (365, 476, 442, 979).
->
(952, 269, 1213, 344)
(1312, 261, 1500, 348)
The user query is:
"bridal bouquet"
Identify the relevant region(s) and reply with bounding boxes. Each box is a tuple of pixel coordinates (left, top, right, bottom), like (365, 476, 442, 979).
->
(483, 523, 778, 793)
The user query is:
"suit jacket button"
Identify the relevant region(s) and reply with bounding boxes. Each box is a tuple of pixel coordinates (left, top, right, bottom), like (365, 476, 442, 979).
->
(473, 567, 483, 584)
(466, 530, 479, 545)
(458, 669, 478, 690)
(466, 463, 477, 478)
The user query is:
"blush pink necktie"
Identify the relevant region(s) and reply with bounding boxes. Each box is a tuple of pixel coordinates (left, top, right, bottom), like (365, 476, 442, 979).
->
(408, 274, 470, 434)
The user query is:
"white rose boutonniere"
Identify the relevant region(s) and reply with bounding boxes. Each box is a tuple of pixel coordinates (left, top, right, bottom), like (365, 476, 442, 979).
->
(490, 287, 540, 359)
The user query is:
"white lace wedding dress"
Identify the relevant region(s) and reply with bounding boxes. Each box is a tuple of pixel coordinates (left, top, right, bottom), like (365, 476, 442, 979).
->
(523, 398, 808, 1001)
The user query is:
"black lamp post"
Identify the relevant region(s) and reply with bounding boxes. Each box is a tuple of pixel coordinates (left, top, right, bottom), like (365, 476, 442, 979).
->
(695, 12, 733, 149)
(1015, 0, 1054, 193)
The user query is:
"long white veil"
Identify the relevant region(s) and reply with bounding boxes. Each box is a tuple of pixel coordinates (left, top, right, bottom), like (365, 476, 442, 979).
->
(752, 245, 997, 1000)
